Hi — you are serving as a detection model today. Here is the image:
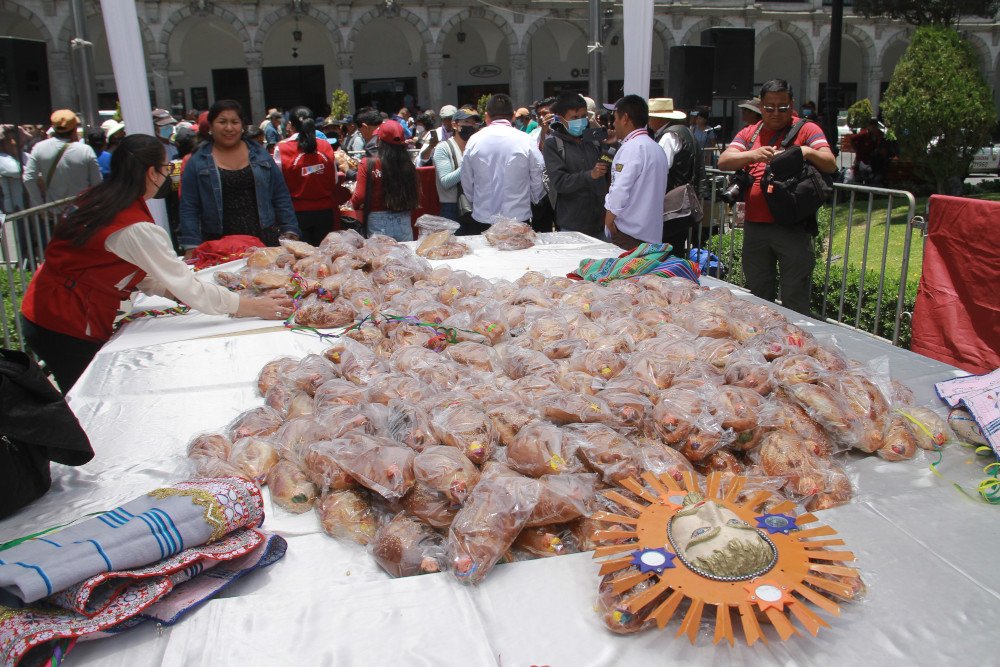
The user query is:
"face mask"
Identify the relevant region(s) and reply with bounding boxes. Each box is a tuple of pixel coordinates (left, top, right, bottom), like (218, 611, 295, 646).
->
(566, 117, 588, 137)
(151, 169, 172, 199)
(158, 125, 174, 140)
(802, 109, 813, 118)
(458, 126, 477, 141)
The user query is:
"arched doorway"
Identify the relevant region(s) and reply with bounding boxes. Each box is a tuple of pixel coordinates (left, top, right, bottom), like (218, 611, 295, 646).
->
(0, 4, 51, 121)
(527, 20, 588, 102)
(351, 15, 428, 113)
(819, 35, 867, 111)
(439, 17, 512, 109)
(260, 14, 339, 117)
(165, 14, 249, 114)
(756, 32, 805, 104)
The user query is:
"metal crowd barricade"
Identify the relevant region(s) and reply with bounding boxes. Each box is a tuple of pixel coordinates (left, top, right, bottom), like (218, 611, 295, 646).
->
(685, 169, 923, 348)
(0, 197, 72, 350)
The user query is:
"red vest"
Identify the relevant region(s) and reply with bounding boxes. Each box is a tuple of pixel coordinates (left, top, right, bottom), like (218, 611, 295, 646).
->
(22, 199, 152, 343)
(277, 139, 338, 211)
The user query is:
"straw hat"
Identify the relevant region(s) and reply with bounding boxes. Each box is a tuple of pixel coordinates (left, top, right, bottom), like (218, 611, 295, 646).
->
(648, 98, 687, 120)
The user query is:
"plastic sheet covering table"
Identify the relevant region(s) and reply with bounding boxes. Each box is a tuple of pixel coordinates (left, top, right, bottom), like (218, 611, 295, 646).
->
(2, 234, 998, 667)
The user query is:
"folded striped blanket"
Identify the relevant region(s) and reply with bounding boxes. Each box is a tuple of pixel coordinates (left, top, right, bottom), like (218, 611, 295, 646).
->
(569, 243, 701, 285)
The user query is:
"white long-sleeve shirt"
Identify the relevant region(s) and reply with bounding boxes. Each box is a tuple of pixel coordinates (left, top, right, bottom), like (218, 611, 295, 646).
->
(460, 119, 545, 225)
(105, 223, 240, 316)
(604, 128, 668, 244)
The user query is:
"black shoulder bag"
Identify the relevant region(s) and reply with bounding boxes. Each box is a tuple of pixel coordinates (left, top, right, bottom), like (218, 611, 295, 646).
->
(760, 120, 834, 228)
(0, 349, 93, 518)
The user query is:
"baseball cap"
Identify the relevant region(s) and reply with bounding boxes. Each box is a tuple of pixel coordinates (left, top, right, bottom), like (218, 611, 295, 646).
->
(50, 109, 79, 133)
(376, 119, 406, 145)
(738, 98, 762, 115)
(152, 108, 175, 126)
(439, 105, 458, 119)
(452, 109, 482, 122)
(101, 118, 125, 139)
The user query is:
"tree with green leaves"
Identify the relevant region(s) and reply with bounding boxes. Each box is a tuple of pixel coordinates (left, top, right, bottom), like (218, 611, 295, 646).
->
(329, 89, 350, 120)
(881, 25, 998, 193)
(854, 0, 1000, 26)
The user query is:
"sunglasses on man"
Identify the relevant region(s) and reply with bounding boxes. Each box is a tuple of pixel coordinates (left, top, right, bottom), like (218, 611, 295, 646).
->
(761, 105, 792, 114)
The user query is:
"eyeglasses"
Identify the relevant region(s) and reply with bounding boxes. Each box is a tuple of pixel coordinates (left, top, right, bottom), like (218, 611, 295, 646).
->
(761, 105, 792, 114)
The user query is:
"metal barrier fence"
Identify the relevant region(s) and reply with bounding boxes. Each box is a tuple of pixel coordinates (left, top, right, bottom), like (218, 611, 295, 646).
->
(683, 170, 924, 347)
(0, 197, 72, 350)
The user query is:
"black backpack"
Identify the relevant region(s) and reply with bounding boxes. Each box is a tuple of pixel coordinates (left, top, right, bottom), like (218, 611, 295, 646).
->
(760, 120, 834, 226)
(0, 349, 93, 518)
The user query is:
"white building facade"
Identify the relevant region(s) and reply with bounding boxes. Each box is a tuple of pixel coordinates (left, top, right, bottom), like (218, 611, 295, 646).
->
(2, 0, 998, 122)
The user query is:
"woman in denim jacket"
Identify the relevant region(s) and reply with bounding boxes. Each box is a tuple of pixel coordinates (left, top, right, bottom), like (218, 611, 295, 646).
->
(179, 100, 300, 256)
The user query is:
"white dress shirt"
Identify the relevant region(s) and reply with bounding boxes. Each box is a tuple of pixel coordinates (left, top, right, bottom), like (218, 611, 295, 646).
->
(657, 131, 682, 183)
(460, 119, 545, 224)
(604, 128, 668, 244)
(106, 223, 240, 316)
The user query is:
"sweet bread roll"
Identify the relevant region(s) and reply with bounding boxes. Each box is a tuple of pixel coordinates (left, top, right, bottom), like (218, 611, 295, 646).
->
(432, 403, 498, 466)
(649, 388, 704, 445)
(400, 482, 460, 529)
(539, 392, 614, 426)
(302, 441, 358, 492)
(413, 445, 481, 504)
(526, 472, 599, 527)
(288, 354, 338, 396)
(325, 434, 416, 501)
(317, 489, 377, 545)
(373, 513, 447, 578)
(877, 415, 917, 461)
(229, 436, 280, 482)
(562, 423, 640, 484)
(512, 525, 579, 559)
(266, 460, 318, 514)
(508, 421, 581, 477)
(187, 433, 233, 461)
(257, 356, 298, 396)
(485, 403, 539, 446)
(445, 342, 502, 372)
(228, 406, 283, 441)
(385, 399, 439, 452)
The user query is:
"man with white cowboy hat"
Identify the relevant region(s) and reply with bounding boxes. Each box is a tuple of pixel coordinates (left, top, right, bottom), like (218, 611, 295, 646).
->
(647, 98, 705, 257)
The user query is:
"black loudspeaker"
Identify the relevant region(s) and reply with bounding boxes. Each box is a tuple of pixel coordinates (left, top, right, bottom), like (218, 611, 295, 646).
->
(667, 46, 715, 111)
(700, 28, 755, 99)
(0, 38, 51, 125)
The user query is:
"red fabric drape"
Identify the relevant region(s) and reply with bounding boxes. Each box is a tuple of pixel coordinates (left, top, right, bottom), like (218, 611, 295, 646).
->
(911, 195, 1000, 374)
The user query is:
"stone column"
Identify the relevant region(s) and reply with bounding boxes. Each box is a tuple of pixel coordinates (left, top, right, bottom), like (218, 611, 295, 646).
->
(246, 51, 265, 123)
(867, 66, 883, 110)
(806, 62, 822, 106)
(48, 50, 77, 110)
(426, 51, 444, 112)
(337, 52, 355, 112)
(510, 52, 529, 105)
(149, 52, 172, 110)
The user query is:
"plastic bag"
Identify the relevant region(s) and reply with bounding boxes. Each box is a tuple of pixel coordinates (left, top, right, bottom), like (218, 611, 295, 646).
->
(414, 214, 461, 238)
(400, 482, 460, 529)
(229, 436, 280, 482)
(484, 218, 537, 251)
(302, 440, 358, 492)
(431, 402, 499, 466)
(257, 356, 298, 396)
(386, 399, 439, 452)
(325, 433, 416, 501)
(266, 460, 318, 513)
(227, 406, 283, 441)
(412, 445, 481, 504)
(295, 295, 357, 329)
(372, 513, 447, 578)
(507, 421, 581, 478)
(526, 472, 599, 527)
(562, 423, 641, 484)
(317, 489, 377, 545)
(447, 466, 541, 584)
(287, 354, 338, 396)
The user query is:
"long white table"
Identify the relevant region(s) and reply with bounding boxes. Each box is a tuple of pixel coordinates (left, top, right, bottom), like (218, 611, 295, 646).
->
(2, 234, 996, 666)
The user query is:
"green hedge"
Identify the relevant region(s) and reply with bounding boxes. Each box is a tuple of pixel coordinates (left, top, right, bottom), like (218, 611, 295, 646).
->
(1, 268, 30, 350)
(704, 229, 917, 349)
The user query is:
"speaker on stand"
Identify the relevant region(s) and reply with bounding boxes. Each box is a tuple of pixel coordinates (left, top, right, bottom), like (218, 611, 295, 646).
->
(0, 37, 51, 125)
(667, 46, 715, 113)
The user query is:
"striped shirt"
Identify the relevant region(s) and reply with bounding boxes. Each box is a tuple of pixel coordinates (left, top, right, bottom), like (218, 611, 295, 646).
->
(731, 119, 830, 223)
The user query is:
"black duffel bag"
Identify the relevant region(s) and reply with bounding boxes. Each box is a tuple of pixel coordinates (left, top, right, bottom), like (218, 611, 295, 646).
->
(0, 349, 93, 519)
(760, 120, 834, 226)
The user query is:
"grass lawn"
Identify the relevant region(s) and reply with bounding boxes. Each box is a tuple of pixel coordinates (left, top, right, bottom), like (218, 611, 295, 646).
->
(823, 192, 1000, 280)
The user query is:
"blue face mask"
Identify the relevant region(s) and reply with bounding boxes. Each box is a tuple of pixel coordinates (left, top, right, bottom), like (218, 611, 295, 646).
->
(566, 117, 588, 137)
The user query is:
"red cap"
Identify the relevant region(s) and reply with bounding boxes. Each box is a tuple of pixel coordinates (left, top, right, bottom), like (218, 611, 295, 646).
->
(376, 119, 405, 146)
(197, 111, 210, 140)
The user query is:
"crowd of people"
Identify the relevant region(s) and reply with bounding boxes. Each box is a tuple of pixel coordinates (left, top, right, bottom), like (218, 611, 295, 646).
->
(9, 79, 838, 394)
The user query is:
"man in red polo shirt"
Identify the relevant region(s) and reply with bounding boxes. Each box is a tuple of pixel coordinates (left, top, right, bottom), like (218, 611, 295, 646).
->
(718, 79, 836, 316)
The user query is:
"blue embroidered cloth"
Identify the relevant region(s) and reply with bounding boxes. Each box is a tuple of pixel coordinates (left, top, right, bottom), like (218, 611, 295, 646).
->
(0, 478, 263, 605)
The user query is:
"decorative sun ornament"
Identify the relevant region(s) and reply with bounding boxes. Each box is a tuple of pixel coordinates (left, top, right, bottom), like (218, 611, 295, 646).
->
(592, 471, 864, 645)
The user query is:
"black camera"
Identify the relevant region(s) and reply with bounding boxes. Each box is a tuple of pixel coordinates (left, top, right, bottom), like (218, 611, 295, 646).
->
(721, 169, 754, 204)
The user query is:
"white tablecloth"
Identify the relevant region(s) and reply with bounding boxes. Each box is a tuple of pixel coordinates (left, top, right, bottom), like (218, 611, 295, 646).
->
(2, 234, 996, 666)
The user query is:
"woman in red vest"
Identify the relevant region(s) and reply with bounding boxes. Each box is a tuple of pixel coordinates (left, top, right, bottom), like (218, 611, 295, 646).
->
(20, 134, 293, 393)
(275, 106, 344, 245)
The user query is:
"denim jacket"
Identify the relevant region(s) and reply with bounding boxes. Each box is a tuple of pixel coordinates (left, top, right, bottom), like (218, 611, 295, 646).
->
(178, 139, 300, 248)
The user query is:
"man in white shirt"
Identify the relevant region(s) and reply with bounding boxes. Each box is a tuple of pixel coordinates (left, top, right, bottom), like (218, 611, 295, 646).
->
(460, 94, 545, 233)
(603, 95, 668, 250)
